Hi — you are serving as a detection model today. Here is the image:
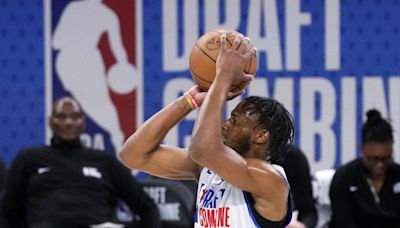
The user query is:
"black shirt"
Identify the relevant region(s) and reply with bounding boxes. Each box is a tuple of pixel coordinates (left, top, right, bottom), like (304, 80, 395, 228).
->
(281, 148, 318, 228)
(244, 191, 293, 228)
(329, 158, 400, 228)
(3, 138, 161, 228)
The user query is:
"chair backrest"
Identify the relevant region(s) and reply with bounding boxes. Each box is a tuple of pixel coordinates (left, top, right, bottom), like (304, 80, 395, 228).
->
(312, 169, 335, 228)
(141, 178, 196, 228)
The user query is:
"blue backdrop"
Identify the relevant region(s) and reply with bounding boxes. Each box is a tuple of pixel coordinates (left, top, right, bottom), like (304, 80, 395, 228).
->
(1, 0, 400, 173)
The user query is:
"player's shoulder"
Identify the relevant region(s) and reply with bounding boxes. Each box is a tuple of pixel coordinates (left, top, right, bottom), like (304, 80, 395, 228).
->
(245, 158, 277, 170)
(245, 159, 289, 205)
(245, 158, 286, 182)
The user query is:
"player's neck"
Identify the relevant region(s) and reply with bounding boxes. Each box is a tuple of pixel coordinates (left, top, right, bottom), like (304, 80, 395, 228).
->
(243, 147, 268, 161)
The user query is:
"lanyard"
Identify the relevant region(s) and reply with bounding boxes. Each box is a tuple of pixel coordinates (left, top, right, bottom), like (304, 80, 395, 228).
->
(366, 178, 380, 204)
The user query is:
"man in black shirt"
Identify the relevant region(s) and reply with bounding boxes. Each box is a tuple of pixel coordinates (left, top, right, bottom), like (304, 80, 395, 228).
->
(329, 109, 400, 228)
(3, 97, 161, 228)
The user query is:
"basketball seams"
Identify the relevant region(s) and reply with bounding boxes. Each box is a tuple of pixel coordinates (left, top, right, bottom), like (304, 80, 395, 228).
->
(189, 66, 213, 84)
(195, 43, 216, 63)
(194, 32, 235, 65)
(245, 56, 253, 73)
(226, 37, 233, 47)
(189, 68, 212, 91)
(190, 30, 257, 91)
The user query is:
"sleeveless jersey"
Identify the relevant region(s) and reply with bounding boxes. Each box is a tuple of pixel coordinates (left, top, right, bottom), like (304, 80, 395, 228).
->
(194, 165, 291, 228)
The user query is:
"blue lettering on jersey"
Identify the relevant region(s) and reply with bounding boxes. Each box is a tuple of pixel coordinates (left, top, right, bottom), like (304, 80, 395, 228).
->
(203, 189, 217, 208)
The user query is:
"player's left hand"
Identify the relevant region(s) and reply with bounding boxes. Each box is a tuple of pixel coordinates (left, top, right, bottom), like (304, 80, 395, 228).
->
(226, 73, 254, 100)
(186, 85, 207, 107)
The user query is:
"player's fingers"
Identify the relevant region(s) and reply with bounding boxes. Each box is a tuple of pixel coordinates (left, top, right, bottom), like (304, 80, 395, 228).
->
(187, 85, 202, 95)
(231, 34, 244, 50)
(237, 37, 251, 54)
(243, 73, 255, 82)
(227, 90, 244, 100)
(220, 33, 228, 51)
(244, 47, 257, 60)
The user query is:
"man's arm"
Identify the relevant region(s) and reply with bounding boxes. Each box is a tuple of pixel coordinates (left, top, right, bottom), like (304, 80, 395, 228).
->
(110, 158, 161, 228)
(119, 88, 204, 180)
(3, 150, 29, 228)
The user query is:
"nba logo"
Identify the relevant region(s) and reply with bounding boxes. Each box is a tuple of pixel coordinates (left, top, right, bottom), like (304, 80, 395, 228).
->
(44, 0, 144, 154)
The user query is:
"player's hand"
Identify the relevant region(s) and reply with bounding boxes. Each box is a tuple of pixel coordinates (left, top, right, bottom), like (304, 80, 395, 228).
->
(226, 73, 254, 100)
(216, 33, 257, 86)
(186, 85, 207, 107)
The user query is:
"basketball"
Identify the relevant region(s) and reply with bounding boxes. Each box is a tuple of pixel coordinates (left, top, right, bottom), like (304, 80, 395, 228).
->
(189, 29, 257, 92)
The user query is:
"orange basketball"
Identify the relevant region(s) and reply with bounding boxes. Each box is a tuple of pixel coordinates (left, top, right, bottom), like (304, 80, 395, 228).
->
(189, 29, 257, 92)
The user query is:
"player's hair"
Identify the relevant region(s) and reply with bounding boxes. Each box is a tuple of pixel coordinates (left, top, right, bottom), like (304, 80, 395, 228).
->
(244, 96, 294, 163)
(362, 109, 393, 144)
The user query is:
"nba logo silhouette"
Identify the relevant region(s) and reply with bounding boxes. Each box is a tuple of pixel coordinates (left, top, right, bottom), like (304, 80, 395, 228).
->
(45, 0, 144, 154)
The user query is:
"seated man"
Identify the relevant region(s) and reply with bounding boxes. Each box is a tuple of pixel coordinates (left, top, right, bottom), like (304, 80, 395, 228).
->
(3, 97, 161, 228)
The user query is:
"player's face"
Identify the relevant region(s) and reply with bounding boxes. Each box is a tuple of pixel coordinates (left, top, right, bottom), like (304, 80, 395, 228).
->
(50, 99, 85, 142)
(361, 142, 393, 178)
(222, 101, 261, 154)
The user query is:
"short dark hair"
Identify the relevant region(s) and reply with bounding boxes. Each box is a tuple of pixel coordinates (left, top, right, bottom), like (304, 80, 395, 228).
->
(362, 109, 393, 144)
(244, 96, 294, 163)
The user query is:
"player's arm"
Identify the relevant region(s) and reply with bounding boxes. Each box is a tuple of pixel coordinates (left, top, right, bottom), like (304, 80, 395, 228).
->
(189, 34, 287, 203)
(189, 33, 258, 189)
(119, 88, 205, 180)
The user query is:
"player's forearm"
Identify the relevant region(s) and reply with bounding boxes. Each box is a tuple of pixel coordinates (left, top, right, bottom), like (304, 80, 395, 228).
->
(190, 78, 230, 160)
(119, 96, 193, 168)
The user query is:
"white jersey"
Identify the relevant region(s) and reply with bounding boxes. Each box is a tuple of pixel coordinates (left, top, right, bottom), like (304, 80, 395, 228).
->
(194, 165, 290, 228)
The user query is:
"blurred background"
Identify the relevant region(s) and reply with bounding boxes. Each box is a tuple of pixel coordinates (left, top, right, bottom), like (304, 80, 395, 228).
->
(1, 0, 400, 173)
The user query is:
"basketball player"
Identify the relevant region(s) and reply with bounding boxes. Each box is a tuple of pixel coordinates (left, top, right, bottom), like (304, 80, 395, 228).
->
(120, 33, 294, 227)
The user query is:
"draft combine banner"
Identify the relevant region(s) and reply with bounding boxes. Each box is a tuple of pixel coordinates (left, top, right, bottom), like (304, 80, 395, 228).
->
(42, 0, 400, 172)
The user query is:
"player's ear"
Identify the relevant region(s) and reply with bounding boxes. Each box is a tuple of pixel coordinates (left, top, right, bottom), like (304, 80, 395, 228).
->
(254, 129, 270, 144)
